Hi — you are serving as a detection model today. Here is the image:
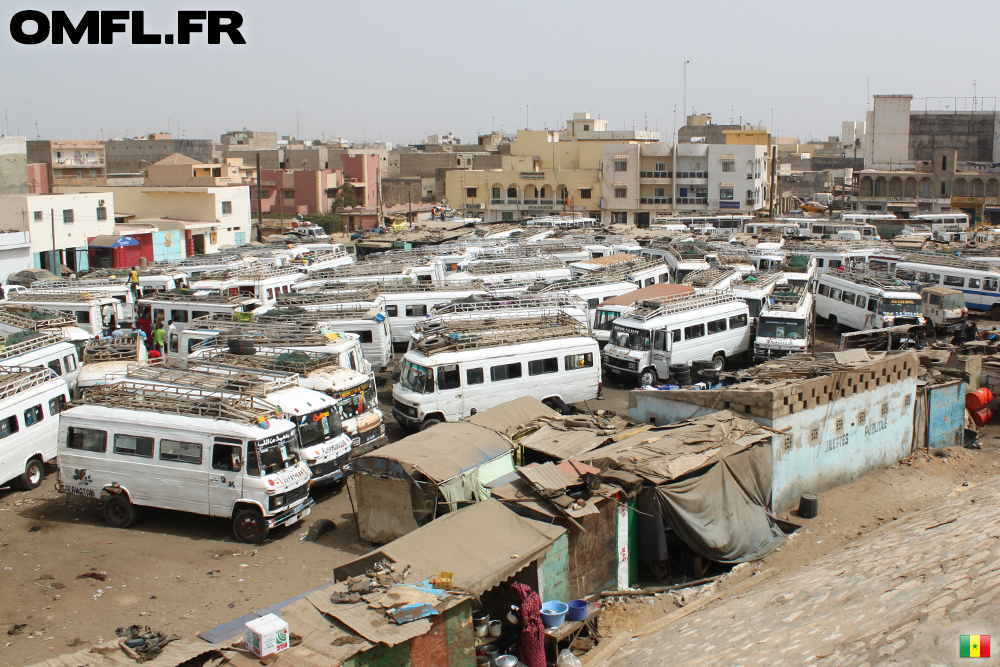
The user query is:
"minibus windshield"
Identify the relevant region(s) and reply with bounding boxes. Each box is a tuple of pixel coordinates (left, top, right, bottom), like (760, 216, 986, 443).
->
(250, 429, 299, 476)
(297, 408, 343, 448)
(881, 298, 921, 315)
(334, 380, 377, 419)
(399, 359, 433, 393)
(758, 317, 807, 339)
(610, 328, 650, 351)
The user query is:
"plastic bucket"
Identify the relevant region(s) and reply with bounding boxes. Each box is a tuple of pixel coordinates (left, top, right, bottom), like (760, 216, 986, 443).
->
(540, 601, 568, 628)
(567, 600, 588, 622)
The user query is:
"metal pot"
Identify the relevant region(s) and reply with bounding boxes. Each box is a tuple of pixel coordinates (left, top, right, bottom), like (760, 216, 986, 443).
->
(493, 656, 518, 667)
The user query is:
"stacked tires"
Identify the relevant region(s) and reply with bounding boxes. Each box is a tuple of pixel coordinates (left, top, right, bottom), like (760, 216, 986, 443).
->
(670, 363, 691, 386)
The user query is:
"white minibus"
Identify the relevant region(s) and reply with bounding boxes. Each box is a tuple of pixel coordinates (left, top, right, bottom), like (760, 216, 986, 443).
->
(814, 270, 925, 331)
(0, 367, 70, 491)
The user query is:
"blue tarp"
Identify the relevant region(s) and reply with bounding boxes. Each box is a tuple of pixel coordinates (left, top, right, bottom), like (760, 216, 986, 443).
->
(89, 235, 139, 249)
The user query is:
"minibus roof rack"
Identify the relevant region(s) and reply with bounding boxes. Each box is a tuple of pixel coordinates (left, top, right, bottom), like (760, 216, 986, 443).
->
(258, 304, 382, 320)
(683, 267, 740, 288)
(311, 259, 431, 279)
(824, 269, 908, 290)
(667, 243, 711, 261)
(625, 290, 742, 322)
(730, 272, 783, 291)
(196, 347, 341, 373)
(83, 340, 142, 363)
(138, 290, 257, 304)
(413, 312, 586, 353)
(0, 367, 57, 400)
(36, 278, 126, 289)
(87, 266, 184, 278)
(369, 280, 489, 293)
(125, 360, 298, 396)
(463, 257, 566, 275)
(894, 251, 997, 271)
(172, 254, 245, 267)
(8, 289, 114, 302)
(0, 331, 65, 361)
(0, 306, 76, 330)
(200, 264, 302, 281)
(77, 382, 275, 424)
(430, 293, 586, 316)
(765, 284, 809, 312)
(277, 287, 379, 306)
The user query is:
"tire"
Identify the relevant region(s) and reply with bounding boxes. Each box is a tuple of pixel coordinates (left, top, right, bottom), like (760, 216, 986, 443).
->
(828, 316, 840, 333)
(639, 368, 658, 387)
(233, 508, 269, 544)
(419, 418, 443, 431)
(103, 494, 138, 529)
(712, 354, 726, 372)
(18, 459, 44, 490)
(669, 363, 689, 374)
(544, 396, 573, 414)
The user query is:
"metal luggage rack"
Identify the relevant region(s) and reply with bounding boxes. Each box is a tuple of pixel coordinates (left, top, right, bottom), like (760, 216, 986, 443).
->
(667, 243, 712, 261)
(9, 289, 114, 302)
(87, 266, 184, 278)
(277, 288, 378, 306)
(173, 254, 245, 267)
(0, 367, 57, 401)
(765, 283, 808, 312)
(826, 269, 909, 291)
(600, 257, 668, 277)
(430, 293, 585, 316)
(625, 291, 741, 322)
(76, 382, 276, 425)
(538, 272, 629, 291)
(372, 243, 465, 259)
(259, 303, 381, 320)
(197, 347, 340, 374)
(200, 264, 302, 281)
(35, 277, 127, 289)
(83, 340, 141, 363)
(683, 267, 740, 288)
(730, 272, 783, 292)
(0, 307, 76, 330)
(366, 280, 488, 293)
(138, 290, 255, 304)
(413, 312, 586, 353)
(311, 260, 427, 279)
(784, 240, 884, 253)
(0, 330, 65, 360)
(895, 251, 997, 272)
(292, 248, 350, 263)
(464, 257, 566, 275)
(125, 360, 298, 396)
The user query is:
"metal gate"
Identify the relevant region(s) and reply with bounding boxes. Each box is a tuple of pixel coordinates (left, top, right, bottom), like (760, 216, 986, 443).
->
(927, 379, 964, 448)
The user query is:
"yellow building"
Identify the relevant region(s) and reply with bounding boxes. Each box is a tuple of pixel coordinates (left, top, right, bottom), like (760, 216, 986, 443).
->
(144, 154, 256, 187)
(723, 126, 772, 146)
(445, 113, 658, 221)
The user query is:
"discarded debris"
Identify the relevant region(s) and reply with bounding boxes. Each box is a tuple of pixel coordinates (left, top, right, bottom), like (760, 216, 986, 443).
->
(331, 635, 365, 646)
(77, 572, 108, 582)
(306, 518, 337, 542)
(28, 525, 40, 532)
(7, 624, 26, 636)
(114, 625, 179, 661)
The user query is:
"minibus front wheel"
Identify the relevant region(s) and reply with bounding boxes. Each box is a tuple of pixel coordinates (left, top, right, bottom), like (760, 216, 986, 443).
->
(103, 493, 139, 528)
(233, 508, 269, 544)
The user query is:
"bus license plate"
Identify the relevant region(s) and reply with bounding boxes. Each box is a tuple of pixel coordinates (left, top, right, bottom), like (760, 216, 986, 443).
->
(609, 367, 621, 374)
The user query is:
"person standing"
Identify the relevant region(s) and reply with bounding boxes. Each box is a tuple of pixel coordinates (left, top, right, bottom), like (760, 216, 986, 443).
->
(129, 266, 139, 300)
(167, 320, 177, 355)
(152, 322, 165, 353)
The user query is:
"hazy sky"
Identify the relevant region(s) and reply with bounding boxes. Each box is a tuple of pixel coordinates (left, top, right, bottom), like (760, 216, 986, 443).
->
(2, 0, 998, 145)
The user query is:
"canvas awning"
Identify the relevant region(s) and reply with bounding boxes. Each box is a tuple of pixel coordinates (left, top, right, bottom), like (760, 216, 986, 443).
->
(466, 395, 559, 436)
(89, 235, 139, 249)
(371, 499, 566, 596)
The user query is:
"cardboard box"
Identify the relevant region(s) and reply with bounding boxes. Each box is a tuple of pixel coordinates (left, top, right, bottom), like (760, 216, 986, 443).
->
(245, 614, 290, 658)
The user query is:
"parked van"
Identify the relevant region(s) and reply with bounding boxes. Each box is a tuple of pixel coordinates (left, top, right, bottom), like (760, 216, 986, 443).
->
(592, 284, 695, 345)
(36, 278, 138, 322)
(5, 290, 128, 336)
(120, 361, 354, 488)
(446, 256, 571, 286)
(0, 331, 82, 394)
(728, 272, 783, 321)
(602, 292, 752, 386)
(814, 270, 925, 331)
(754, 284, 814, 361)
(311, 258, 446, 285)
(392, 313, 600, 429)
(375, 283, 491, 346)
(417, 294, 591, 344)
(641, 242, 712, 283)
(191, 265, 304, 307)
(87, 267, 190, 295)
(0, 367, 70, 491)
(138, 292, 260, 339)
(77, 337, 148, 392)
(870, 252, 1000, 318)
(57, 383, 313, 543)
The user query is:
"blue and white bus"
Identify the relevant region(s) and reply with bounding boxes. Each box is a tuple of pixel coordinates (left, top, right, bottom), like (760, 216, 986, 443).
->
(869, 251, 1000, 317)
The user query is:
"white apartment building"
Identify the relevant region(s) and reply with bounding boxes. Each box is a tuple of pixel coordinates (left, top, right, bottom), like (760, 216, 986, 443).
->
(601, 143, 768, 226)
(57, 186, 251, 255)
(0, 192, 116, 273)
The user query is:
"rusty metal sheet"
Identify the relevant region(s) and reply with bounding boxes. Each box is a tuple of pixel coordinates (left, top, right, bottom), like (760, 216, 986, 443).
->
(518, 461, 577, 491)
(833, 349, 872, 364)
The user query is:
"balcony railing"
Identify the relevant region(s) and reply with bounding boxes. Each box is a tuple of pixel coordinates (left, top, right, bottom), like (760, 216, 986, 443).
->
(640, 171, 672, 178)
(640, 197, 672, 204)
(54, 158, 104, 167)
(746, 199, 756, 205)
(539, 199, 554, 205)
(491, 199, 504, 205)
(507, 199, 520, 205)
(675, 198, 708, 205)
(675, 172, 707, 179)
(523, 199, 539, 205)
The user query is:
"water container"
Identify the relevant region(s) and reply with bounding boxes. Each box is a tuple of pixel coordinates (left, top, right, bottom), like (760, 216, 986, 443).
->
(972, 407, 993, 428)
(966, 388, 994, 412)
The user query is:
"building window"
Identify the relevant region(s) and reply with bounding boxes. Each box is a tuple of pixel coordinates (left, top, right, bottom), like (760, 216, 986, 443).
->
(720, 188, 734, 200)
(654, 162, 667, 172)
(491, 187, 501, 199)
(33, 211, 42, 222)
(221, 201, 232, 215)
(722, 161, 735, 172)
(62, 209, 74, 223)
(260, 189, 271, 198)
(941, 182, 947, 196)
(583, 124, 590, 131)
(614, 161, 628, 172)
(654, 187, 666, 197)
(942, 155, 947, 170)
(612, 212, 628, 225)
(96, 206, 107, 221)
(283, 189, 295, 200)
(507, 186, 517, 198)
(580, 188, 592, 199)
(615, 187, 627, 198)
(501, 212, 514, 220)
(466, 187, 478, 198)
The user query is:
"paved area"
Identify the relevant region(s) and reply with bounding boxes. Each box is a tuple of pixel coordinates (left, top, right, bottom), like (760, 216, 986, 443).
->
(609, 477, 1000, 666)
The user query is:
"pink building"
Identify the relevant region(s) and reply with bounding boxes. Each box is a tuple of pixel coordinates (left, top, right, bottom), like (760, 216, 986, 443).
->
(253, 168, 344, 215)
(339, 154, 379, 207)
(27, 163, 50, 193)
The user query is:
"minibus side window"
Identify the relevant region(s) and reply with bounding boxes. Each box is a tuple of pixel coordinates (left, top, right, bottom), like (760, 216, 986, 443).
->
(67, 427, 105, 452)
(867, 299, 878, 313)
(729, 314, 748, 329)
(160, 439, 202, 465)
(192, 311, 209, 319)
(47, 360, 62, 376)
(76, 310, 91, 324)
(153, 308, 164, 322)
(63, 354, 77, 372)
(171, 310, 189, 323)
(467, 368, 484, 384)
(528, 358, 558, 376)
(490, 363, 522, 382)
(856, 296, 866, 309)
(386, 305, 398, 317)
(348, 330, 374, 343)
(0, 416, 16, 439)
(114, 434, 154, 458)
(246, 446, 261, 476)
(48, 395, 66, 416)
(23, 405, 43, 427)
(212, 444, 243, 472)
(405, 305, 427, 317)
(564, 353, 593, 369)
(707, 318, 727, 334)
(437, 364, 461, 390)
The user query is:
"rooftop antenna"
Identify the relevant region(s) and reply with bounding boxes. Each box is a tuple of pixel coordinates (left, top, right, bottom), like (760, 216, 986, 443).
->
(4, 110, 7, 134)
(34, 122, 38, 140)
(683, 60, 690, 119)
(296, 110, 300, 139)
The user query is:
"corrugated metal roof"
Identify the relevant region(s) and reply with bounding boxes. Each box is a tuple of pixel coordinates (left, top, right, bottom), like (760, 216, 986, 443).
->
(518, 425, 608, 459)
(833, 349, 872, 364)
(519, 461, 578, 491)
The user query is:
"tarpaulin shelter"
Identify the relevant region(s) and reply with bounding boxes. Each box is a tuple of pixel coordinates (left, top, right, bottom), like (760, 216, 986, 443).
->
(88, 235, 141, 269)
(353, 422, 515, 543)
(583, 411, 788, 565)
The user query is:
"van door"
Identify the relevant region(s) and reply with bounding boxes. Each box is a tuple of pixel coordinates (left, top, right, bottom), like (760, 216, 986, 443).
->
(435, 364, 464, 420)
(209, 439, 245, 517)
(651, 329, 671, 378)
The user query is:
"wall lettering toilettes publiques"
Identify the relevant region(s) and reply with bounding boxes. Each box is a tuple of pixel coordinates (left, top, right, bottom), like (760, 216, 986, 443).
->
(9, 10, 246, 45)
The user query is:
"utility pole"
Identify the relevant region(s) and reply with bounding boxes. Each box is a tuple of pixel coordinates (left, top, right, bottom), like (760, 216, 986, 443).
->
(255, 152, 263, 242)
(50, 209, 60, 277)
(683, 60, 690, 120)
(768, 145, 777, 218)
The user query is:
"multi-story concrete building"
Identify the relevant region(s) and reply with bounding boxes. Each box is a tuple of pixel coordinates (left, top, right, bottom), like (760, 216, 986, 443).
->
(446, 113, 767, 225)
(220, 129, 278, 153)
(104, 135, 214, 174)
(144, 154, 256, 187)
(0, 137, 28, 195)
(0, 191, 116, 273)
(850, 149, 1000, 221)
(57, 185, 250, 255)
(253, 168, 343, 215)
(27, 140, 106, 188)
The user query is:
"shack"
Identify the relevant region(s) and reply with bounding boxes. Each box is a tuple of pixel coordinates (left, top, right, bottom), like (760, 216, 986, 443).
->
(352, 422, 515, 543)
(629, 350, 920, 513)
